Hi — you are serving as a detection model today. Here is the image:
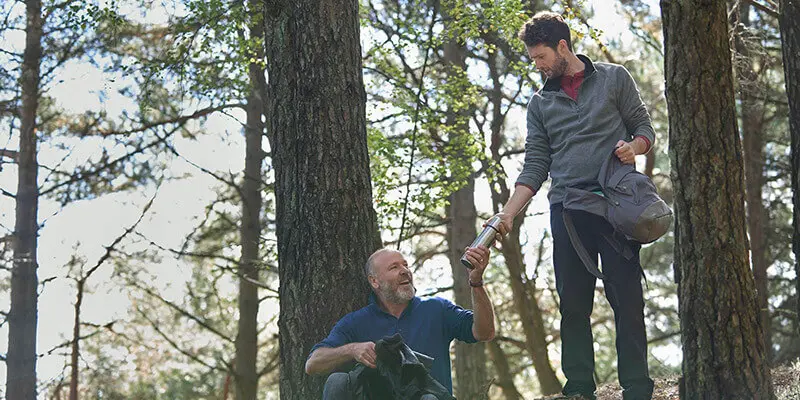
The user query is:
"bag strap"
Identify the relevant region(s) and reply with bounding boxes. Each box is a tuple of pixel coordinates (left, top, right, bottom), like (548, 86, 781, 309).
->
(563, 210, 606, 280)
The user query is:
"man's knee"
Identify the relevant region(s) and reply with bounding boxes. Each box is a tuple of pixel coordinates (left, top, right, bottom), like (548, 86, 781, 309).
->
(322, 372, 351, 400)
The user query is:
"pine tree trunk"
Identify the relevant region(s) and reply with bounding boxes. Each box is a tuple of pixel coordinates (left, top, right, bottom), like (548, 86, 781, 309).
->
(487, 341, 523, 400)
(7, 1, 43, 399)
(500, 218, 562, 395)
(780, 0, 800, 340)
(483, 37, 561, 395)
(446, 179, 489, 398)
(69, 282, 84, 400)
(660, 0, 775, 398)
(234, 2, 266, 398)
(265, 1, 381, 398)
(734, 2, 771, 361)
(443, 23, 489, 400)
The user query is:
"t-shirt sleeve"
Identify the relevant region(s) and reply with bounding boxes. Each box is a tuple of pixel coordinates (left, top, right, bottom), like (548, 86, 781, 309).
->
(442, 298, 477, 344)
(308, 314, 355, 358)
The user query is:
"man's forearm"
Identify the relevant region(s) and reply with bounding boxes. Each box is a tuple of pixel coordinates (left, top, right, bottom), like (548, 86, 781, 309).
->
(501, 185, 535, 217)
(471, 286, 496, 341)
(305, 345, 354, 375)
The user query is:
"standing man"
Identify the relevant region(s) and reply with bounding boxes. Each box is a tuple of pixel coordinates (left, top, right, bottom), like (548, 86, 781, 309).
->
(492, 12, 656, 400)
(305, 246, 496, 399)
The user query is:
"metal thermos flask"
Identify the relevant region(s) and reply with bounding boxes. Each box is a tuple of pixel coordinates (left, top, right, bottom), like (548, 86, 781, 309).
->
(460, 216, 502, 269)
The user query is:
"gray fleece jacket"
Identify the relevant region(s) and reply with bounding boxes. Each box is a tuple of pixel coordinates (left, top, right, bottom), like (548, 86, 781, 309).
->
(515, 55, 656, 204)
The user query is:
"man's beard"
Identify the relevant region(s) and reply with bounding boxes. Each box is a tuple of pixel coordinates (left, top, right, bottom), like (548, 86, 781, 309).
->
(379, 280, 416, 304)
(547, 53, 569, 78)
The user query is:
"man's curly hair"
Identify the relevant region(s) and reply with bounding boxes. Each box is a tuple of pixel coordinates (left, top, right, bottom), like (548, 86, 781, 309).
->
(517, 11, 573, 51)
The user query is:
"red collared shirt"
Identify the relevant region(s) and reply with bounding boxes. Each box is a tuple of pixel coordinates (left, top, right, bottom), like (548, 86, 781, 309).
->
(561, 70, 585, 101)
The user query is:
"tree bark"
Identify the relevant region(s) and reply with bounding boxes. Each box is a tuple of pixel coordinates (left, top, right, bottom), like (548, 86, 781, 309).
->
(234, 1, 266, 399)
(69, 281, 84, 400)
(483, 33, 562, 395)
(660, 0, 775, 398)
(733, 1, 771, 361)
(446, 179, 489, 398)
(443, 21, 489, 399)
(487, 340, 523, 400)
(6, 1, 43, 399)
(265, 1, 381, 398)
(234, 0, 264, 400)
(780, 0, 800, 340)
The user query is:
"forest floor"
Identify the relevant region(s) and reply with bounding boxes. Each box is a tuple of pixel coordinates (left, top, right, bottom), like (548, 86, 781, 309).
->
(535, 360, 800, 400)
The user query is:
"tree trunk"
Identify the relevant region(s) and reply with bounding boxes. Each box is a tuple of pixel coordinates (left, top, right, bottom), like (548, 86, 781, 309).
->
(234, 2, 266, 398)
(442, 21, 489, 399)
(733, 1, 771, 361)
(780, 0, 800, 339)
(446, 179, 489, 398)
(6, 1, 43, 399)
(660, 0, 775, 398)
(500, 216, 562, 395)
(487, 340, 523, 400)
(265, 1, 381, 398)
(69, 281, 84, 400)
(483, 33, 562, 395)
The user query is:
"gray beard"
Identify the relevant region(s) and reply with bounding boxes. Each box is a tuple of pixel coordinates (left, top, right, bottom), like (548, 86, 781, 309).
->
(379, 282, 416, 304)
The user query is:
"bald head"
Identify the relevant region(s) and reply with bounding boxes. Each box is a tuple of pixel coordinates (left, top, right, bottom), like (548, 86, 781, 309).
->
(364, 248, 401, 278)
(364, 248, 415, 304)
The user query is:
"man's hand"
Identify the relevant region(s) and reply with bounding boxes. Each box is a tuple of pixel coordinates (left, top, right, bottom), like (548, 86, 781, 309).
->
(615, 138, 648, 165)
(486, 213, 513, 240)
(350, 342, 377, 369)
(614, 140, 636, 165)
(463, 245, 490, 284)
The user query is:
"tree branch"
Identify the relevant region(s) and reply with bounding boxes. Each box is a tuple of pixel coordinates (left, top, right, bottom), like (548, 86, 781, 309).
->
(128, 279, 234, 344)
(80, 191, 157, 282)
(0, 149, 18, 162)
(135, 307, 227, 373)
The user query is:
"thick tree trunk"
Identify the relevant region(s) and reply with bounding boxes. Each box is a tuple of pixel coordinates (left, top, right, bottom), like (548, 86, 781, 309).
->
(234, 3, 266, 398)
(487, 340, 523, 400)
(780, 0, 800, 339)
(265, 1, 381, 398)
(443, 23, 489, 399)
(6, 1, 43, 399)
(733, 1, 771, 361)
(660, 0, 775, 398)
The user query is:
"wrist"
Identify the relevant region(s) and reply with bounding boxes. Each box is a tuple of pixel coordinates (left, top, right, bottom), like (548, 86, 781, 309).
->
(633, 137, 647, 155)
(468, 273, 484, 287)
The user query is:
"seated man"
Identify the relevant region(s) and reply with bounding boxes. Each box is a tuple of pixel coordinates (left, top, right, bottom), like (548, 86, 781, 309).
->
(305, 246, 496, 399)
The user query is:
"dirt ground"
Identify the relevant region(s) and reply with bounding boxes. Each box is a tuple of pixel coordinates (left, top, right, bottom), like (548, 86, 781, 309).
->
(534, 361, 800, 400)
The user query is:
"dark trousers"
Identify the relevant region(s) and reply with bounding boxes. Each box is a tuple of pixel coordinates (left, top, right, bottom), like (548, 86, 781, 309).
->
(323, 372, 440, 400)
(550, 204, 654, 400)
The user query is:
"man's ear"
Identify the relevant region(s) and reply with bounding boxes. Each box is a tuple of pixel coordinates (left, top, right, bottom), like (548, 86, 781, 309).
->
(368, 275, 379, 290)
(558, 39, 570, 54)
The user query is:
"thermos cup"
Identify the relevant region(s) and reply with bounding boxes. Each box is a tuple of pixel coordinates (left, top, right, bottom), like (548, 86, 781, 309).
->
(460, 216, 503, 269)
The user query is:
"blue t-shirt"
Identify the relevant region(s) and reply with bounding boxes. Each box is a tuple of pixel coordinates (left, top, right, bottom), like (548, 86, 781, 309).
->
(309, 295, 476, 393)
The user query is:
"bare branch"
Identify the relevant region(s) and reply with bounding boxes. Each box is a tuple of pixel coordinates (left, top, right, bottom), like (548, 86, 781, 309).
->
(128, 279, 234, 344)
(0, 149, 18, 162)
(89, 103, 244, 137)
(135, 307, 227, 373)
(749, 0, 779, 17)
(81, 192, 157, 282)
(42, 327, 107, 357)
(135, 231, 241, 265)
